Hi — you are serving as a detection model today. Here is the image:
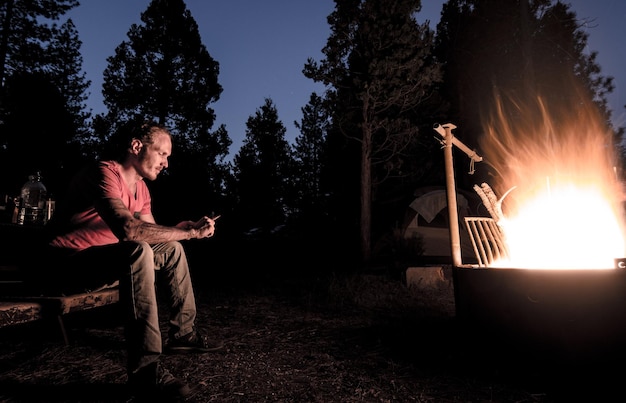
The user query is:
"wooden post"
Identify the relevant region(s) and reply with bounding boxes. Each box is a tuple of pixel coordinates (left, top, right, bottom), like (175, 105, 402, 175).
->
(433, 123, 482, 267)
(441, 125, 463, 267)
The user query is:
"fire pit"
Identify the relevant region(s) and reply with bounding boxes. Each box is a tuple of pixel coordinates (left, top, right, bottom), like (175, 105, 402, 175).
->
(433, 119, 626, 364)
(453, 265, 626, 362)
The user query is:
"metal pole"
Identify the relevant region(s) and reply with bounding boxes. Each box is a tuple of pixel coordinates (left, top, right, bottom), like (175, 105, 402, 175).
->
(436, 124, 463, 267)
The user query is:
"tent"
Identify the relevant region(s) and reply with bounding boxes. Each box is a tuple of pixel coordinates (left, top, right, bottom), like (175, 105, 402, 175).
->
(403, 188, 476, 259)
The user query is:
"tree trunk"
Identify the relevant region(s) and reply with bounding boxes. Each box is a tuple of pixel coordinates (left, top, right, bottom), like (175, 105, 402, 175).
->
(360, 122, 372, 264)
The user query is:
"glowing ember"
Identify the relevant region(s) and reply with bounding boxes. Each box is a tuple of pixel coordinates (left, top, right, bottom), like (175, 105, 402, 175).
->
(479, 89, 626, 269)
(493, 183, 624, 269)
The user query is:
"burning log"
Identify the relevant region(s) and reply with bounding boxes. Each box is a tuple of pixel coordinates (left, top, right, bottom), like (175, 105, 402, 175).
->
(472, 182, 515, 223)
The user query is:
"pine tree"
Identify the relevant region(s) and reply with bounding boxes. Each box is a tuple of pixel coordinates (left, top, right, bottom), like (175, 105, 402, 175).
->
(49, 19, 91, 137)
(100, 0, 230, 222)
(434, 0, 620, 152)
(304, 0, 442, 263)
(233, 98, 293, 232)
(0, 0, 79, 92)
(0, 0, 89, 195)
(102, 0, 222, 131)
(292, 92, 329, 221)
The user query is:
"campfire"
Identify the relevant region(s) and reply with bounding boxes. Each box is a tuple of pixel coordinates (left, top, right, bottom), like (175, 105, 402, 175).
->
(480, 92, 625, 270)
(442, 86, 626, 270)
(444, 87, 626, 358)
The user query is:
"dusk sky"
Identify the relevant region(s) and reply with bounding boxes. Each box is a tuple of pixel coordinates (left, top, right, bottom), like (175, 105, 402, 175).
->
(66, 1, 626, 158)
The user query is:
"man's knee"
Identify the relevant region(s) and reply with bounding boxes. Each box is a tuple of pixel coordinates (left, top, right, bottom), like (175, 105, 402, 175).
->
(127, 241, 155, 267)
(162, 241, 186, 259)
(153, 241, 188, 271)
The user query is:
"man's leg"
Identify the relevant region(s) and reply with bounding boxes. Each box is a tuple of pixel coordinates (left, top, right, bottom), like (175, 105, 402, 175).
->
(46, 242, 189, 398)
(55, 241, 163, 374)
(151, 241, 197, 339)
(119, 241, 190, 398)
(121, 241, 162, 374)
(152, 241, 223, 353)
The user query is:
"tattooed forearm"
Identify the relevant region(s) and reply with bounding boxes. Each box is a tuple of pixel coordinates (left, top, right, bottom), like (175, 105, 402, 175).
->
(99, 198, 194, 243)
(123, 219, 193, 243)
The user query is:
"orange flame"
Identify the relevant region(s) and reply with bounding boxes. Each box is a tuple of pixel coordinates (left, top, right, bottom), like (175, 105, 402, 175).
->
(480, 89, 626, 269)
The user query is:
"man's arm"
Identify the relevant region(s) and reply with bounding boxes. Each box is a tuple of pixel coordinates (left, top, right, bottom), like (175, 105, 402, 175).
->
(96, 198, 214, 243)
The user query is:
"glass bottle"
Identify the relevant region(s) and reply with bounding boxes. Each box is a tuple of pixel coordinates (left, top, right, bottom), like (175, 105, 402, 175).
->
(17, 172, 47, 225)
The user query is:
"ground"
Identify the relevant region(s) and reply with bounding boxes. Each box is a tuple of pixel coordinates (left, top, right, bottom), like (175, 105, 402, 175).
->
(0, 259, 625, 402)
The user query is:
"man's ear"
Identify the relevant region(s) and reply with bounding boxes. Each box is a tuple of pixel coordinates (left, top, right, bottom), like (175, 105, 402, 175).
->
(130, 138, 143, 154)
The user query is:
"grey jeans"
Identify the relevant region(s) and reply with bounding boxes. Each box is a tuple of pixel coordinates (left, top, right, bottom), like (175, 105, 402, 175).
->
(41, 241, 198, 375)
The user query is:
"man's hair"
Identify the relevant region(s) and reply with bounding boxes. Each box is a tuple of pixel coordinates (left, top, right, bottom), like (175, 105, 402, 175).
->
(131, 120, 171, 146)
(105, 118, 171, 160)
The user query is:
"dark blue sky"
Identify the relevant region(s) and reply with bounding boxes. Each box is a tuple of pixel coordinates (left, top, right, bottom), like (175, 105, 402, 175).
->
(67, 1, 625, 157)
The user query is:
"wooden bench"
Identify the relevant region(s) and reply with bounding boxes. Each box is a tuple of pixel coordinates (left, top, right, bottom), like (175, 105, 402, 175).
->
(0, 284, 120, 344)
(0, 263, 120, 344)
(0, 224, 121, 344)
(0, 300, 43, 327)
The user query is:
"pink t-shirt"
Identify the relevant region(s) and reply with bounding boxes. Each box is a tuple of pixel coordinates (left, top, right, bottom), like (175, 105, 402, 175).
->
(49, 161, 152, 251)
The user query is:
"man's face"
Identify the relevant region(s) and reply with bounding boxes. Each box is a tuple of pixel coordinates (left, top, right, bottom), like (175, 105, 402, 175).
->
(137, 131, 171, 181)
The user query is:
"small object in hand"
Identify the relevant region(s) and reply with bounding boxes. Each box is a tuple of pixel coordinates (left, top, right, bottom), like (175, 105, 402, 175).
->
(192, 217, 208, 229)
(192, 214, 220, 229)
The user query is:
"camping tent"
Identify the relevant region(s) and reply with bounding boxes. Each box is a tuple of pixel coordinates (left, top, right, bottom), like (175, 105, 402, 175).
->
(403, 189, 476, 259)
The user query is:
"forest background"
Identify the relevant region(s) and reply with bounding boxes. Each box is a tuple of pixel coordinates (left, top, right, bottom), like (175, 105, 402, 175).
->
(0, 0, 622, 268)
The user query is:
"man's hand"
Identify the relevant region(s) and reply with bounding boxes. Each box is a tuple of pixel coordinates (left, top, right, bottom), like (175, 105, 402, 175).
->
(195, 223, 215, 238)
(178, 215, 219, 239)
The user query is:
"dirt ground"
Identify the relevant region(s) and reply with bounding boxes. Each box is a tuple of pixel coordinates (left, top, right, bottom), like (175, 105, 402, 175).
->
(1, 259, 625, 402)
